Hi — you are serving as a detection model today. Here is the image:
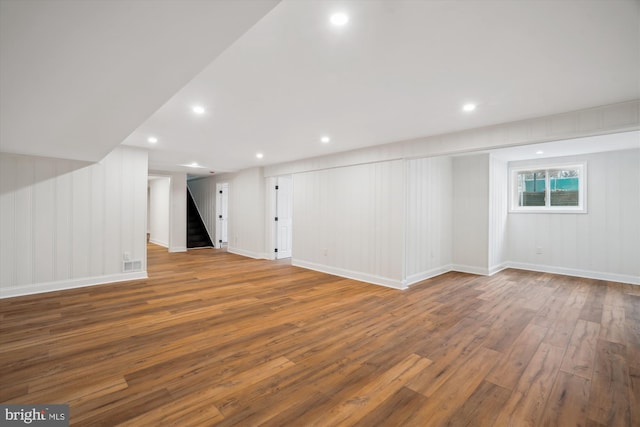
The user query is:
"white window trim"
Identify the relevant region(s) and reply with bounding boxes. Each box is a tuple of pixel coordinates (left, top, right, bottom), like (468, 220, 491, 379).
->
(509, 161, 587, 213)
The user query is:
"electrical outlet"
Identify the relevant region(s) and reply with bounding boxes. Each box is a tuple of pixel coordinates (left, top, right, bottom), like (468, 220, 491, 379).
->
(323, 248, 328, 256)
(536, 247, 543, 255)
(123, 252, 131, 261)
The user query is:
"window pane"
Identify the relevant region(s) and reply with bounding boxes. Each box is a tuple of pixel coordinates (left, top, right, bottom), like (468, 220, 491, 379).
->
(549, 168, 580, 206)
(517, 170, 546, 206)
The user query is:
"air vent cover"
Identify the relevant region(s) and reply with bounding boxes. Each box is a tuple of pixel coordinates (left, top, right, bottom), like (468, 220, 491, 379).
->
(123, 260, 142, 272)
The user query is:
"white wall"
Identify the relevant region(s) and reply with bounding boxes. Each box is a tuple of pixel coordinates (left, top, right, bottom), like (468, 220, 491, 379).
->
(452, 154, 490, 274)
(508, 149, 640, 284)
(489, 155, 509, 273)
(0, 146, 148, 298)
(405, 156, 453, 284)
(226, 168, 268, 259)
(148, 177, 170, 247)
(292, 160, 405, 288)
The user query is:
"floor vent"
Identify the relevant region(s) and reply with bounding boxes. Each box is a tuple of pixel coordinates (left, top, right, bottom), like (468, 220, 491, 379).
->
(123, 260, 142, 272)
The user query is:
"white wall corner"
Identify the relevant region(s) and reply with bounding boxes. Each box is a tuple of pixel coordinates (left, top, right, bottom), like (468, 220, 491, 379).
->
(404, 265, 454, 288)
(451, 264, 491, 276)
(488, 263, 509, 276)
(149, 238, 168, 248)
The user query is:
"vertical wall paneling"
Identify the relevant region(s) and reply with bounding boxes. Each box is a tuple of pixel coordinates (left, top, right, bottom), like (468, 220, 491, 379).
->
(452, 154, 490, 274)
(14, 155, 33, 285)
(0, 155, 15, 287)
(488, 155, 508, 273)
(0, 146, 148, 298)
(72, 162, 91, 279)
(32, 157, 56, 284)
(90, 158, 105, 276)
(292, 160, 405, 288)
(404, 156, 453, 285)
(226, 168, 267, 259)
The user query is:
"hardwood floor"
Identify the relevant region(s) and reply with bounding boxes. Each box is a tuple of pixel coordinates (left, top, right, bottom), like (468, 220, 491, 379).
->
(1, 244, 639, 426)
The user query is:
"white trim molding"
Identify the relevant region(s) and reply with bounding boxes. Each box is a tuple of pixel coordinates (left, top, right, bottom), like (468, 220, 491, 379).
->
(506, 262, 640, 286)
(405, 265, 454, 288)
(292, 259, 405, 290)
(227, 247, 269, 260)
(0, 271, 148, 299)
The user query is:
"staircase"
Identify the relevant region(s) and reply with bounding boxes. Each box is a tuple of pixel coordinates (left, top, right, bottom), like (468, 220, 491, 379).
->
(187, 191, 213, 249)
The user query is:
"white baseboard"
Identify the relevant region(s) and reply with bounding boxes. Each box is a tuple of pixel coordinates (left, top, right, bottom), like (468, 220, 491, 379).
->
(149, 238, 168, 247)
(488, 263, 509, 276)
(506, 262, 640, 286)
(451, 264, 490, 276)
(227, 247, 269, 260)
(405, 265, 454, 287)
(169, 246, 187, 253)
(292, 259, 405, 289)
(0, 271, 148, 299)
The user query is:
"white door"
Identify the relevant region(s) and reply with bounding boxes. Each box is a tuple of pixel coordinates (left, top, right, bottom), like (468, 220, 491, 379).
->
(275, 176, 293, 259)
(216, 183, 228, 247)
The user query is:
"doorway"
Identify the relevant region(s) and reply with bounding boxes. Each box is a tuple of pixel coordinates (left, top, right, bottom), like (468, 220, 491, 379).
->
(216, 183, 229, 247)
(275, 175, 293, 259)
(147, 176, 171, 249)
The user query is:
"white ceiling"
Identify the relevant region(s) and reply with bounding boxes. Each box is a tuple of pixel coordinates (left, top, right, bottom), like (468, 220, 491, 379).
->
(2, 1, 639, 173)
(0, 0, 279, 161)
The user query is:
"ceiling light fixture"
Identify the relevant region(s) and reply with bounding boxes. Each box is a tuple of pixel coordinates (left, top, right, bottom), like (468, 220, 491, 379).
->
(536, 150, 544, 155)
(192, 105, 205, 115)
(321, 136, 330, 143)
(147, 136, 158, 144)
(178, 162, 206, 168)
(330, 12, 349, 26)
(462, 103, 476, 112)
(256, 153, 264, 159)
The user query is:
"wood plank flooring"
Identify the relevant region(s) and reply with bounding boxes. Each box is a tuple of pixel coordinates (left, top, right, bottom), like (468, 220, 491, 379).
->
(1, 244, 639, 426)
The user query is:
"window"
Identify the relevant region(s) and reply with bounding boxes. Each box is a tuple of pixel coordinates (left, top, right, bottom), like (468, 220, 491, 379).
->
(510, 163, 586, 213)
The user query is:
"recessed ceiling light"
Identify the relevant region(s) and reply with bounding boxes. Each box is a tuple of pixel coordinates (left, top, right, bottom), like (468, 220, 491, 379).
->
(256, 153, 264, 159)
(462, 103, 476, 112)
(147, 136, 158, 144)
(536, 150, 544, 155)
(178, 162, 206, 168)
(330, 12, 349, 26)
(321, 136, 330, 143)
(192, 105, 205, 115)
